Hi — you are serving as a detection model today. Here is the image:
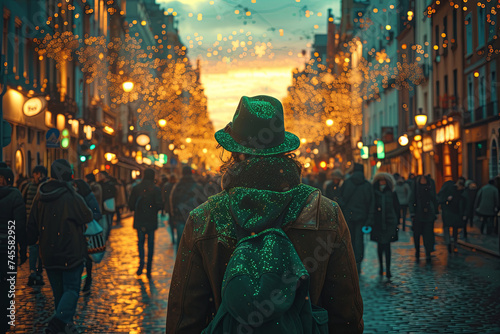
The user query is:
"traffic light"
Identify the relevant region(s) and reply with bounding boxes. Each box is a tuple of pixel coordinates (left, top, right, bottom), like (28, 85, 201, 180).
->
(377, 141, 385, 159)
(60, 129, 70, 149)
(78, 141, 92, 163)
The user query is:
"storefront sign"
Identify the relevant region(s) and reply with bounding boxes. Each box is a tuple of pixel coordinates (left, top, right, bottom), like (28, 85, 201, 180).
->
(423, 135, 434, 152)
(23, 97, 44, 117)
(434, 122, 460, 144)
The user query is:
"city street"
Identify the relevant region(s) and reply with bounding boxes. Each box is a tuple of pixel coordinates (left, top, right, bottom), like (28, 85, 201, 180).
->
(9, 216, 500, 333)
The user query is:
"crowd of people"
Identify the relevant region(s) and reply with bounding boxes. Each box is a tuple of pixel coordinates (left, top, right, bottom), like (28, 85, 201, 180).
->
(304, 167, 500, 271)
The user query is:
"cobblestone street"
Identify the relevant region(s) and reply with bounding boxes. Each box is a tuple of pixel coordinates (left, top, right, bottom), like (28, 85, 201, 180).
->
(8, 216, 500, 333)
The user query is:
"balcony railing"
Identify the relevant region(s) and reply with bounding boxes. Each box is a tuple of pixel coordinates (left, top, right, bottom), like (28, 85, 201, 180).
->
(474, 105, 485, 122)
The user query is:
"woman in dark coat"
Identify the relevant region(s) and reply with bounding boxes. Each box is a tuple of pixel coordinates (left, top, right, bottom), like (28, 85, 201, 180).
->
(463, 180, 478, 238)
(371, 173, 399, 278)
(438, 179, 467, 253)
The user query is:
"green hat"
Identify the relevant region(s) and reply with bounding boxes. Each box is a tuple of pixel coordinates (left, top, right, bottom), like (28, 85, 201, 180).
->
(215, 95, 300, 156)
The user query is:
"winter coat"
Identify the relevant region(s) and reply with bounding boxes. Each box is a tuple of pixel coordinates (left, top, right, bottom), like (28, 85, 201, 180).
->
(474, 184, 499, 217)
(169, 175, 206, 224)
(409, 175, 439, 222)
(0, 186, 27, 262)
(325, 180, 342, 203)
(88, 181, 103, 212)
(22, 177, 48, 219)
(27, 180, 93, 270)
(162, 182, 176, 213)
(166, 185, 363, 334)
(371, 187, 399, 244)
(99, 180, 116, 214)
(128, 179, 162, 231)
(463, 187, 478, 219)
(437, 181, 467, 228)
(394, 181, 411, 206)
(74, 179, 102, 221)
(338, 171, 374, 226)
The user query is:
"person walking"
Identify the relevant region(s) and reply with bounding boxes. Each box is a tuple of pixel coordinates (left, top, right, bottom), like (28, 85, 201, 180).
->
(23, 165, 48, 286)
(98, 171, 116, 239)
(463, 180, 478, 238)
(113, 177, 127, 224)
(394, 175, 411, 231)
(166, 95, 363, 333)
(409, 174, 439, 263)
(338, 162, 374, 274)
(371, 173, 399, 279)
(73, 179, 102, 295)
(474, 179, 499, 235)
(438, 179, 467, 253)
(162, 175, 177, 245)
(325, 169, 344, 203)
(0, 163, 27, 334)
(128, 168, 162, 278)
(169, 166, 206, 252)
(85, 173, 102, 213)
(27, 159, 93, 334)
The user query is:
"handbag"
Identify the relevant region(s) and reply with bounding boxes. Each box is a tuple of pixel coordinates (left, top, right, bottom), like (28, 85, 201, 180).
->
(85, 219, 106, 263)
(103, 197, 116, 212)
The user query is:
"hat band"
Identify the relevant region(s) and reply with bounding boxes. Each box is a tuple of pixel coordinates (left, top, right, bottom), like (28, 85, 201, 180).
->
(224, 122, 285, 151)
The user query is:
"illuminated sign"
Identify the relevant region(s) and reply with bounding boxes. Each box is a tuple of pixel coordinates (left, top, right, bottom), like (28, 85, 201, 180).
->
(423, 135, 434, 152)
(361, 146, 369, 159)
(23, 97, 44, 117)
(377, 141, 385, 159)
(434, 123, 460, 144)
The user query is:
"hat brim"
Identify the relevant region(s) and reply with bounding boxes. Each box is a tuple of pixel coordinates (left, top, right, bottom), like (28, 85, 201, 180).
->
(215, 129, 300, 156)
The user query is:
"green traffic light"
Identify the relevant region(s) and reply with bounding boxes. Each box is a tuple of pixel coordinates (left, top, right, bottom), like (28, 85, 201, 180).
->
(90, 144, 96, 150)
(61, 138, 70, 148)
(62, 129, 69, 137)
(80, 155, 87, 162)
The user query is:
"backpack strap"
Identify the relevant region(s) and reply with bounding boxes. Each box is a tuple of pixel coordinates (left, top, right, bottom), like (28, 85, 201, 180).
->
(229, 197, 293, 242)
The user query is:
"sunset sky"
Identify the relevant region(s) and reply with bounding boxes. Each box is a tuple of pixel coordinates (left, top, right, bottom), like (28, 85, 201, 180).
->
(156, 0, 342, 129)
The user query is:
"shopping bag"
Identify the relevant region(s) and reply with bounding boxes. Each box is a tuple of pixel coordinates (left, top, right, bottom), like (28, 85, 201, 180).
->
(84, 219, 106, 263)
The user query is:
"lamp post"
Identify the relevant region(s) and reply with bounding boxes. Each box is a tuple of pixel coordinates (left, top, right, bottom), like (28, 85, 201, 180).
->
(415, 113, 428, 130)
(122, 81, 134, 93)
(414, 111, 428, 174)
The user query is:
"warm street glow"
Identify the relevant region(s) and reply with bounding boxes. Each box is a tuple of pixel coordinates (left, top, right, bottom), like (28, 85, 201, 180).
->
(103, 126, 115, 135)
(415, 114, 428, 129)
(414, 134, 422, 142)
(326, 119, 334, 126)
(122, 81, 134, 92)
(158, 119, 167, 127)
(398, 134, 409, 146)
(186, 137, 192, 143)
(357, 141, 363, 149)
(104, 152, 116, 161)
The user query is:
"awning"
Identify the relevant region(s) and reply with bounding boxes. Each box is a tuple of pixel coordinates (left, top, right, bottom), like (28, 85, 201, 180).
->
(385, 145, 410, 159)
(116, 157, 144, 171)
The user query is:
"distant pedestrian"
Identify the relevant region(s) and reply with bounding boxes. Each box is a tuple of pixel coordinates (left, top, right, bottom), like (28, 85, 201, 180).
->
(128, 168, 162, 278)
(474, 179, 499, 235)
(113, 178, 127, 224)
(338, 162, 374, 274)
(0, 163, 27, 334)
(371, 173, 399, 279)
(28, 159, 93, 334)
(98, 171, 116, 239)
(394, 176, 411, 231)
(169, 166, 206, 252)
(73, 179, 102, 295)
(23, 165, 48, 286)
(325, 169, 344, 203)
(438, 179, 467, 253)
(409, 174, 439, 263)
(85, 173, 102, 213)
(162, 175, 177, 244)
(463, 180, 478, 238)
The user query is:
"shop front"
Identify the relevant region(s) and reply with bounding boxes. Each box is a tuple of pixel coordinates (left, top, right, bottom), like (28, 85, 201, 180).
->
(488, 120, 500, 181)
(464, 123, 490, 187)
(431, 121, 462, 190)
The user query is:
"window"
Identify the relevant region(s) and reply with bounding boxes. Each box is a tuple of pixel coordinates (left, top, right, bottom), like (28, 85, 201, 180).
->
(488, 7, 497, 41)
(478, 6, 486, 48)
(443, 16, 448, 36)
(479, 68, 486, 108)
(453, 69, 458, 101)
(444, 75, 449, 95)
(490, 62, 497, 102)
(24, 35, 29, 80)
(453, 9, 457, 40)
(2, 11, 8, 59)
(14, 19, 20, 75)
(436, 80, 440, 107)
(468, 74, 474, 114)
(466, 14, 473, 55)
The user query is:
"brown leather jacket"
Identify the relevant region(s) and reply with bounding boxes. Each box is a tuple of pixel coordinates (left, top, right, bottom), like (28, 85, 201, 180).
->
(166, 187, 364, 334)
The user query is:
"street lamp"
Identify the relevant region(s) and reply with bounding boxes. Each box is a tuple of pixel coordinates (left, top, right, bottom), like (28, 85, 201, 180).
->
(415, 114, 428, 129)
(326, 119, 334, 127)
(158, 119, 167, 127)
(357, 141, 363, 149)
(398, 134, 409, 146)
(122, 81, 134, 93)
(186, 137, 192, 144)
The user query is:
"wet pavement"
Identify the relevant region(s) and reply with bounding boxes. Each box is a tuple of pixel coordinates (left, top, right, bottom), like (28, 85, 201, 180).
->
(8, 216, 500, 333)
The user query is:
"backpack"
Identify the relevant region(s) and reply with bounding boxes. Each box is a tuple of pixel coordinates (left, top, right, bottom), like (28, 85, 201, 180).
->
(84, 219, 106, 263)
(202, 202, 328, 334)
